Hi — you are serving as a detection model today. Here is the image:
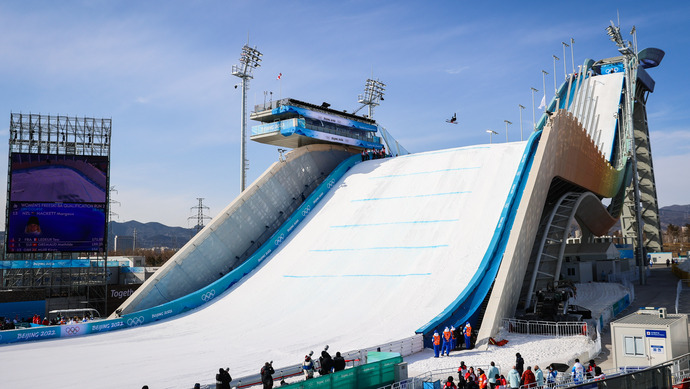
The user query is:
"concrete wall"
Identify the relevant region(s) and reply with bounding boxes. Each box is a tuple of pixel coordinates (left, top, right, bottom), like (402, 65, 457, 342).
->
(477, 111, 628, 349)
(116, 144, 355, 315)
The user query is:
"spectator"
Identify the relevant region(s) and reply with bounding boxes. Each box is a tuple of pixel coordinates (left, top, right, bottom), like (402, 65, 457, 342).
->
(457, 361, 468, 388)
(571, 359, 584, 384)
(319, 350, 333, 375)
(444, 376, 457, 389)
(302, 355, 315, 379)
(194, 384, 201, 389)
(216, 367, 232, 389)
(465, 375, 479, 389)
(533, 365, 543, 387)
(497, 375, 507, 389)
(515, 353, 524, 376)
(507, 366, 520, 389)
(487, 362, 499, 389)
(261, 362, 275, 389)
(546, 365, 558, 384)
(333, 352, 346, 372)
(586, 359, 596, 379)
(520, 366, 535, 388)
(465, 367, 476, 383)
(477, 368, 487, 389)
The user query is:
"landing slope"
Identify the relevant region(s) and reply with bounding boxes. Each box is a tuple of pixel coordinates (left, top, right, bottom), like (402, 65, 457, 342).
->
(0, 142, 527, 388)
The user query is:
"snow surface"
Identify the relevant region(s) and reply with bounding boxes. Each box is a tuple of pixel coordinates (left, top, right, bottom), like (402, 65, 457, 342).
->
(0, 142, 627, 389)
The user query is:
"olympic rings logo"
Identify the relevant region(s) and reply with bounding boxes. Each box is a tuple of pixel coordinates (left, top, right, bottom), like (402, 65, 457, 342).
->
(201, 290, 216, 302)
(65, 327, 80, 335)
(301, 206, 311, 216)
(274, 234, 285, 245)
(126, 316, 145, 326)
(327, 179, 335, 188)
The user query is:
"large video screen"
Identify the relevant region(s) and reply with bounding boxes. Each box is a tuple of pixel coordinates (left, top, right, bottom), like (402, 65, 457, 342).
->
(6, 202, 106, 253)
(10, 153, 108, 203)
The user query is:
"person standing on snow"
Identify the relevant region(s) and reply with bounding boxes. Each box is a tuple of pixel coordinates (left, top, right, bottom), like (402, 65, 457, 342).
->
(433, 330, 441, 358)
(464, 322, 472, 350)
(520, 366, 535, 388)
(442, 327, 452, 356)
(302, 355, 315, 379)
(515, 353, 525, 376)
(533, 365, 544, 388)
(319, 350, 334, 375)
(261, 362, 275, 389)
(216, 367, 232, 389)
(333, 352, 346, 372)
(487, 362, 499, 389)
(571, 359, 584, 384)
(507, 366, 520, 389)
(450, 326, 457, 350)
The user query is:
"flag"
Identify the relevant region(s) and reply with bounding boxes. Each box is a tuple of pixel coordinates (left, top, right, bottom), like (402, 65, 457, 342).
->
(277, 73, 282, 80)
(538, 94, 546, 110)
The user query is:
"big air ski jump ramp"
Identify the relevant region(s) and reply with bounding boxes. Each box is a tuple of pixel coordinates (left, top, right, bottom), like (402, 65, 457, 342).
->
(0, 46, 665, 388)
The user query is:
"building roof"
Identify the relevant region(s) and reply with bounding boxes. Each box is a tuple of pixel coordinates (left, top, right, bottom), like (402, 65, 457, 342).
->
(614, 310, 686, 326)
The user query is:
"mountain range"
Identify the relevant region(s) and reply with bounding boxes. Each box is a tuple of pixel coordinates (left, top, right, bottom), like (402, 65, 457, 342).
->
(108, 204, 690, 250)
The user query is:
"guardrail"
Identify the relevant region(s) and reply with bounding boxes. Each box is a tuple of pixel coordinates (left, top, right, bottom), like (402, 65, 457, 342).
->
(232, 335, 423, 389)
(502, 318, 594, 338)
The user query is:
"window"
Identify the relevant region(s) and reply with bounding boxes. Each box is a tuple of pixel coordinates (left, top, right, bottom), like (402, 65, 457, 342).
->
(567, 268, 576, 276)
(624, 336, 645, 356)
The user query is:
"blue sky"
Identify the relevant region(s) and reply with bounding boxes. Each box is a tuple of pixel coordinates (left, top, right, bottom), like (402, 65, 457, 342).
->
(1, 1, 688, 227)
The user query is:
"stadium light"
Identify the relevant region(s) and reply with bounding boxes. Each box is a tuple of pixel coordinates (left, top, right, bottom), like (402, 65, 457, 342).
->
(232, 44, 263, 192)
(486, 129, 498, 144)
(504, 120, 512, 142)
(530, 87, 539, 130)
(354, 78, 386, 118)
(518, 104, 525, 141)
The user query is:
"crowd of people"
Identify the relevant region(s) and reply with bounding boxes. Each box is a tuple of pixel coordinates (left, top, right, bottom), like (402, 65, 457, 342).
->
(1, 313, 97, 330)
(432, 323, 474, 357)
(207, 346, 349, 389)
(361, 148, 388, 161)
(442, 354, 605, 389)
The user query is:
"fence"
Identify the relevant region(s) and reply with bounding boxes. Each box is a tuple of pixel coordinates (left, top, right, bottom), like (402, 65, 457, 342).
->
(502, 318, 594, 338)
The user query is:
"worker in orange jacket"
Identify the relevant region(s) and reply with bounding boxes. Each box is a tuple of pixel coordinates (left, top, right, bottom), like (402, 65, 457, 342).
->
(433, 330, 441, 358)
(442, 327, 452, 356)
(450, 326, 457, 350)
(477, 368, 488, 389)
(464, 322, 472, 350)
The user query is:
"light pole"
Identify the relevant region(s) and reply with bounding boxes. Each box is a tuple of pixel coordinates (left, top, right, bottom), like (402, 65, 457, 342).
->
(541, 70, 549, 111)
(504, 120, 512, 142)
(356, 79, 386, 119)
(530, 87, 539, 129)
(570, 38, 575, 74)
(232, 44, 263, 192)
(486, 130, 498, 144)
(553, 55, 560, 94)
(562, 41, 569, 76)
(518, 104, 525, 141)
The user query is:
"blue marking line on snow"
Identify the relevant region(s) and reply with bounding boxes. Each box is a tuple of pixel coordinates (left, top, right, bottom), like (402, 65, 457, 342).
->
(369, 167, 480, 179)
(397, 146, 491, 158)
(352, 192, 470, 202)
(331, 219, 459, 228)
(310, 244, 448, 252)
(283, 273, 432, 278)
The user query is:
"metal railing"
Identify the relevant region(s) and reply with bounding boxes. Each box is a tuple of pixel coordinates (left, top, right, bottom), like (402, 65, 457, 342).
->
(232, 334, 423, 388)
(502, 318, 594, 338)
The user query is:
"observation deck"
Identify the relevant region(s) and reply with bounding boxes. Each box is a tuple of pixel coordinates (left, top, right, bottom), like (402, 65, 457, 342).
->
(249, 98, 384, 150)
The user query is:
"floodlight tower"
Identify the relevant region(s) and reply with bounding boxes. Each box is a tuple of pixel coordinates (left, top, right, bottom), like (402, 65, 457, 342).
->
(605, 22, 648, 284)
(232, 44, 262, 192)
(355, 78, 386, 118)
